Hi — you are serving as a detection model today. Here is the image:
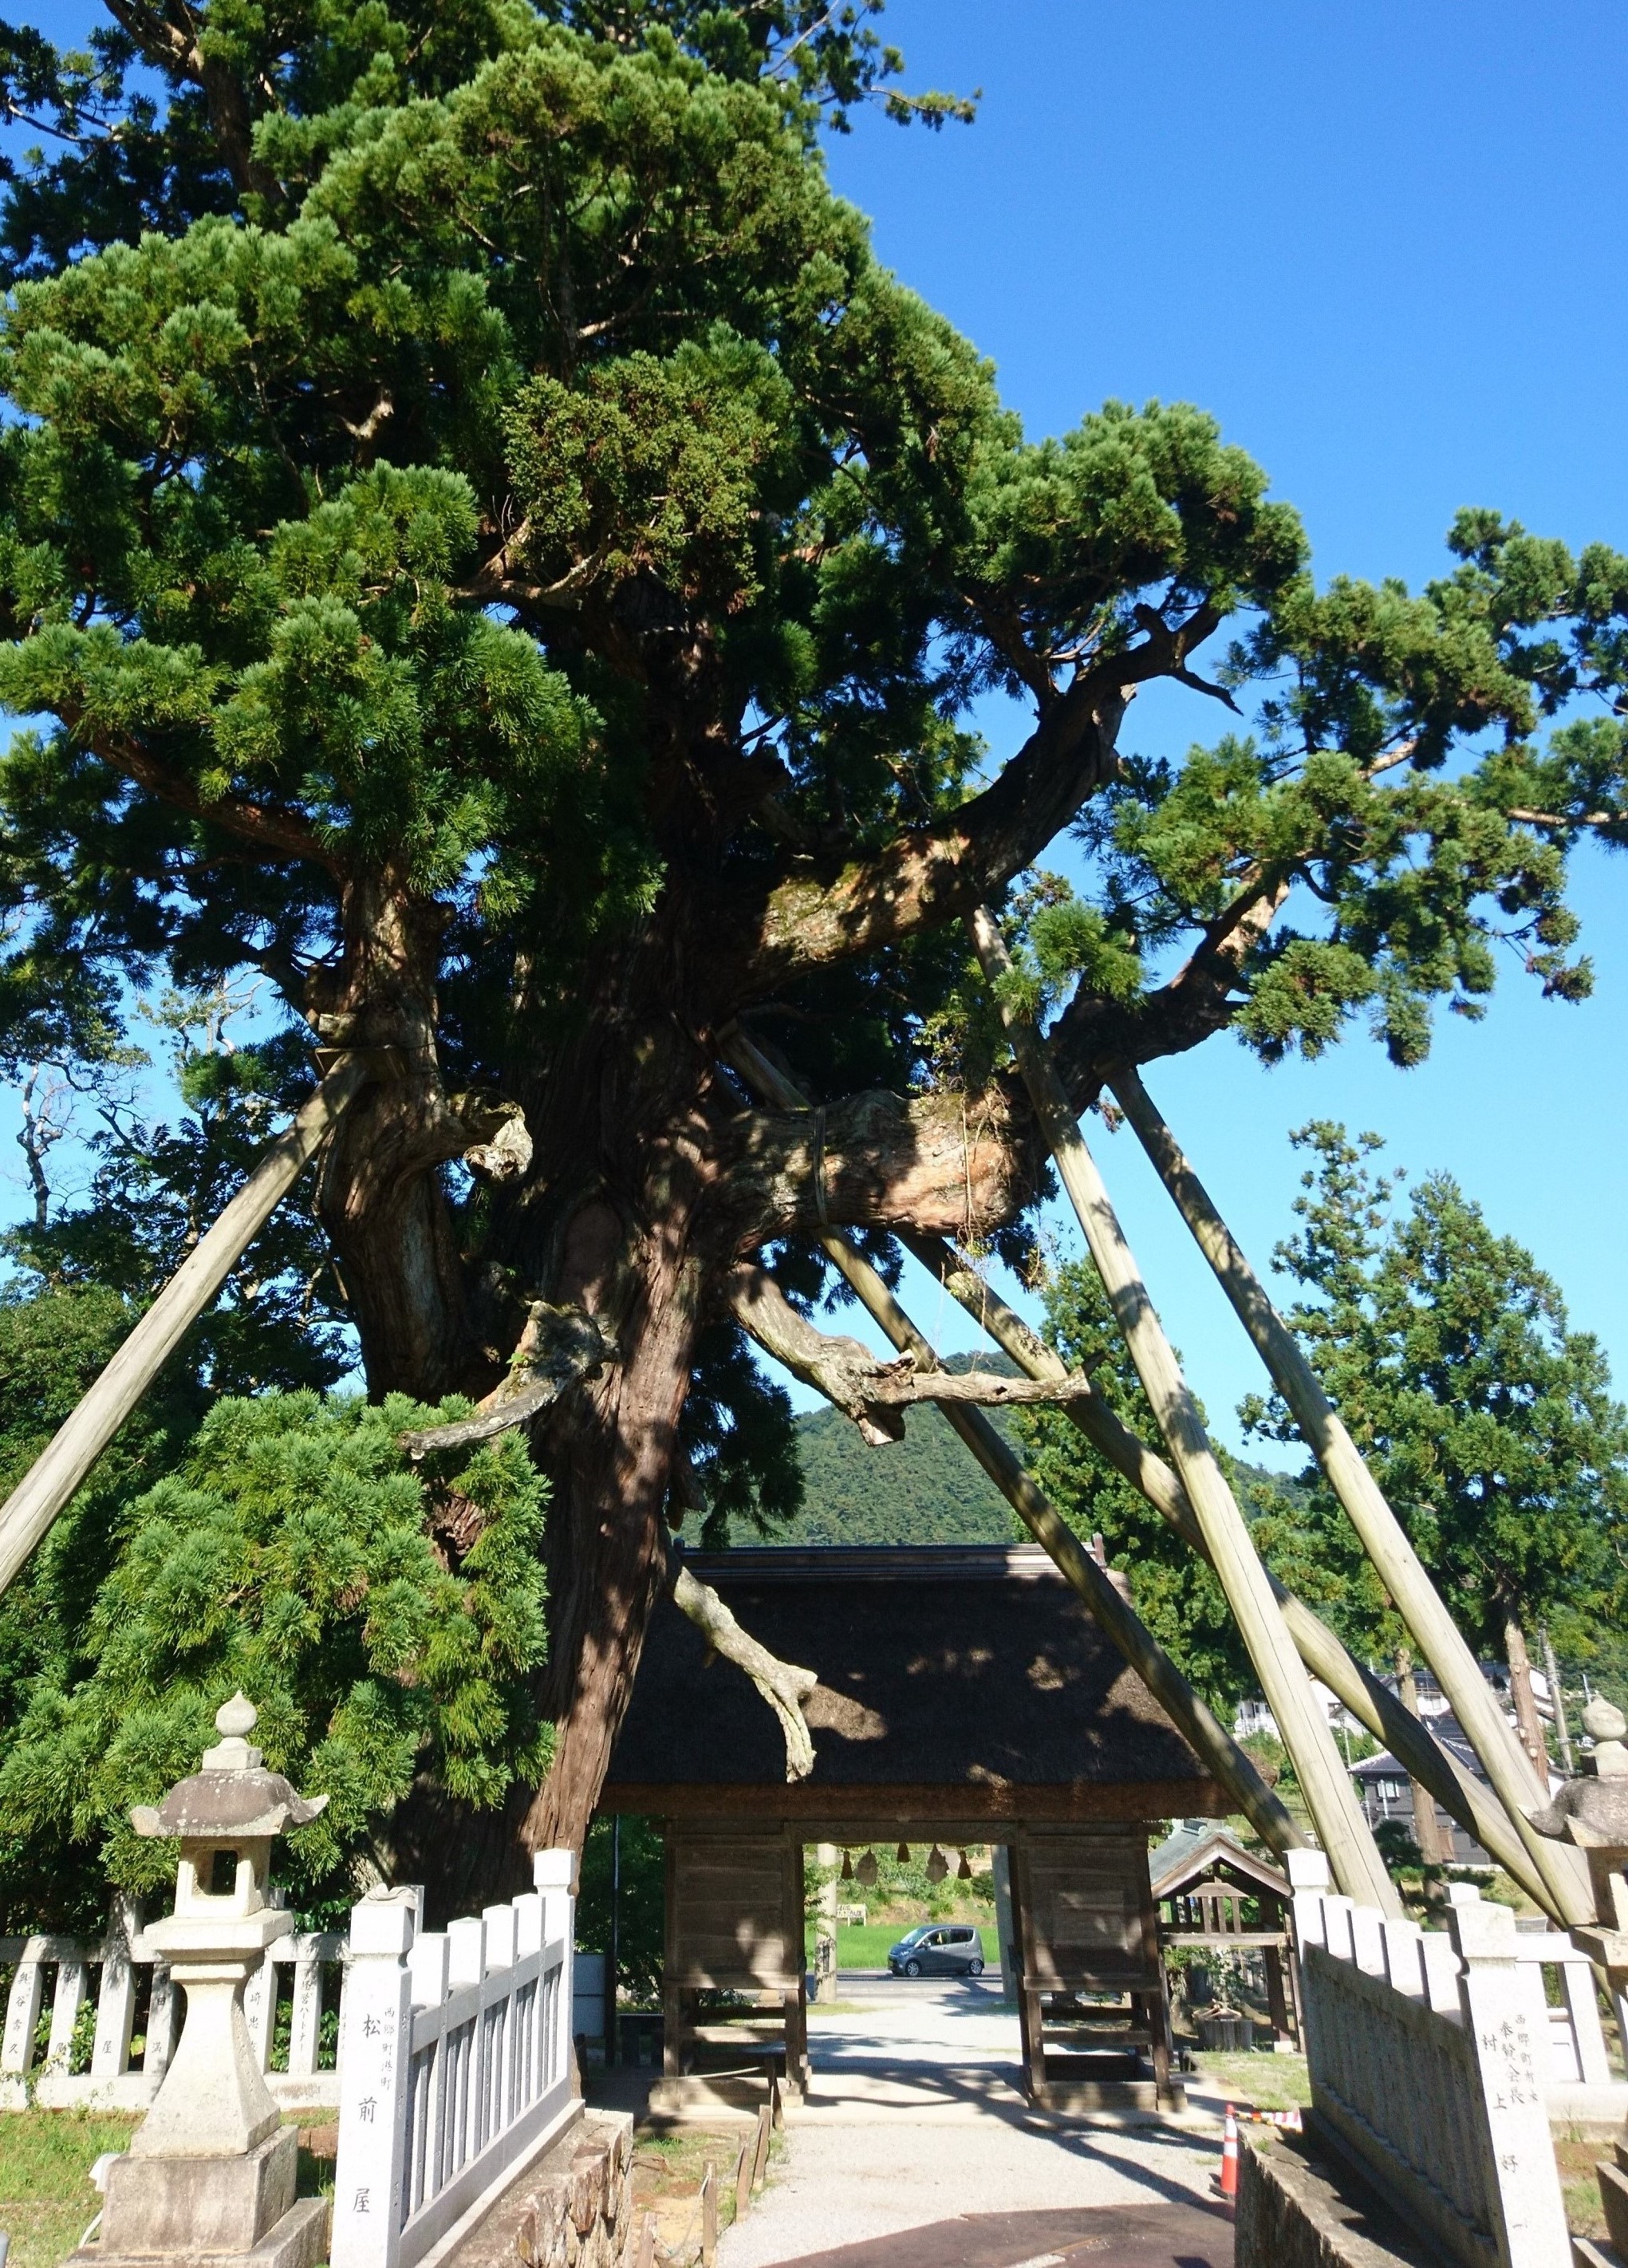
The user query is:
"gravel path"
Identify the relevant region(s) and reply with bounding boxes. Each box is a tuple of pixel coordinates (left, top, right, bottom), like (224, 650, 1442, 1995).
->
(717, 1976, 1224, 2268)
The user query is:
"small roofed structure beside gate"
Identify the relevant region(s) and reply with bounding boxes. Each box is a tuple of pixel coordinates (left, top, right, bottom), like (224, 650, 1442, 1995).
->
(601, 1544, 1230, 2114)
(1149, 1819, 1299, 2049)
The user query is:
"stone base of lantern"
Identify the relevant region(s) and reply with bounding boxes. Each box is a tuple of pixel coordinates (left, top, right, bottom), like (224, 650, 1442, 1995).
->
(70, 2126, 329, 2268)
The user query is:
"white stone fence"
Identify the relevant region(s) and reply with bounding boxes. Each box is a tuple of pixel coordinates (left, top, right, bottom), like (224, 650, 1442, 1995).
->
(329, 1849, 577, 2268)
(1511, 1915, 1623, 2118)
(0, 1894, 345, 2112)
(1290, 1850, 1572, 2268)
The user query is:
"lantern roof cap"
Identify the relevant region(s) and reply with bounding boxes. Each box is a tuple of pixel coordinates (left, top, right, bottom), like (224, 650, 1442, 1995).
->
(130, 1694, 328, 1841)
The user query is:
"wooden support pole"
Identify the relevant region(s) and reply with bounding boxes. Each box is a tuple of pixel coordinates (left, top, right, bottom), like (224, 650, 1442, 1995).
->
(966, 907, 1398, 1915)
(901, 1230, 1561, 1917)
(1106, 1064, 1591, 1927)
(719, 1028, 1304, 1858)
(0, 1051, 373, 1597)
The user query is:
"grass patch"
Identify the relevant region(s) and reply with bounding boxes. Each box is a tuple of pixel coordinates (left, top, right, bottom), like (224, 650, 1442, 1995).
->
(0, 2108, 137, 2268)
(1189, 2050, 1311, 2112)
(1553, 2132, 1606, 2241)
(632, 2120, 782, 2249)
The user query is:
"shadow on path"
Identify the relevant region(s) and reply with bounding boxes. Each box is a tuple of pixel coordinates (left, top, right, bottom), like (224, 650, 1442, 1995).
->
(747, 2197, 1234, 2268)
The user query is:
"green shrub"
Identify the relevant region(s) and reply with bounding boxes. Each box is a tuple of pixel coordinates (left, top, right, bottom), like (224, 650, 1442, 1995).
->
(0, 1390, 551, 1924)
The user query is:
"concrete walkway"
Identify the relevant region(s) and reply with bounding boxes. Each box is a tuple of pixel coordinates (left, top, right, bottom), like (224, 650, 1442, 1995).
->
(716, 1974, 1232, 2267)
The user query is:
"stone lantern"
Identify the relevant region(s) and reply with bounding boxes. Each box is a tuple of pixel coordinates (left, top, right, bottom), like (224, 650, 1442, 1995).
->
(73, 1694, 330, 2268)
(1530, 1695, 1628, 2268)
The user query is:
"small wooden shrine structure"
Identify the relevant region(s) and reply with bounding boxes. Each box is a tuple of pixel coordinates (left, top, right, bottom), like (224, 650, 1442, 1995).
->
(601, 1544, 1228, 2113)
(1149, 1819, 1298, 2046)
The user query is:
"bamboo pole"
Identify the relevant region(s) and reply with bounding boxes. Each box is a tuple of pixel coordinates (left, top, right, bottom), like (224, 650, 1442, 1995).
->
(0, 1051, 374, 1596)
(901, 1229, 1561, 1918)
(1106, 1064, 1591, 1927)
(966, 907, 1398, 1913)
(719, 1028, 1305, 1857)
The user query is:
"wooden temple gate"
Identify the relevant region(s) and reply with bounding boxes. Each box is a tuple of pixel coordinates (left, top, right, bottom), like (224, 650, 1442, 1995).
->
(601, 1544, 1226, 2115)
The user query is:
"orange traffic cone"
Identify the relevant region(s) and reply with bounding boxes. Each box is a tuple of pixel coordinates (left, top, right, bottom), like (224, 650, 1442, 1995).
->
(1216, 2103, 1240, 2200)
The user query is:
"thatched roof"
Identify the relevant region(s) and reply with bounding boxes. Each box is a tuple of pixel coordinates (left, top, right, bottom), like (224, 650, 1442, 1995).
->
(602, 1544, 1225, 1824)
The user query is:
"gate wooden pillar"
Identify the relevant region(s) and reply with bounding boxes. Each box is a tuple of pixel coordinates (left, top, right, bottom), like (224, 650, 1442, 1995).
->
(658, 1820, 808, 2115)
(1011, 1825, 1181, 2112)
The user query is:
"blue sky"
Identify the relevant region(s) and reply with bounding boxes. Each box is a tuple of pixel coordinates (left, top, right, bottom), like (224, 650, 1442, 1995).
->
(2, 0, 1626, 1456)
(797, 0, 1628, 1450)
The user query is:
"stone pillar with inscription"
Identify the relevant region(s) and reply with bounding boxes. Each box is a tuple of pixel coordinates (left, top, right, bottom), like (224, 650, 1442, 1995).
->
(70, 1694, 329, 2268)
(1532, 1696, 1628, 2268)
(327, 1887, 417, 2266)
(1445, 1895, 1572, 2268)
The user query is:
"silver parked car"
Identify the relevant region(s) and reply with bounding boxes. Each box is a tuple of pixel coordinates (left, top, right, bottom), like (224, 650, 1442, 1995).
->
(886, 1923, 986, 1978)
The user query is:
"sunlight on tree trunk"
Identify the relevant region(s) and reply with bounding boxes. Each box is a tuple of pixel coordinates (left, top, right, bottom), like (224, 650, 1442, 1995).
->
(1504, 1615, 1550, 1780)
(1395, 1647, 1446, 1866)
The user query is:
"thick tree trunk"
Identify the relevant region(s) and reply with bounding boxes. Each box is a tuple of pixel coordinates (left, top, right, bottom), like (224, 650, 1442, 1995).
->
(1504, 1613, 1550, 1778)
(1395, 1646, 1446, 1866)
(310, 871, 500, 1397)
(522, 1213, 704, 1856)
(1541, 1626, 1575, 1777)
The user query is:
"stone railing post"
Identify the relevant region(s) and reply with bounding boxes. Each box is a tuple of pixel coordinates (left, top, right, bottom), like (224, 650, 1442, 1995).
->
(2, 1937, 48, 2077)
(330, 1887, 417, 2268)
(90, 1895, 142, 2084)
(534, 1848, 575, 2090)
(1287, 1848, 1330, 2067)
(1446, 1896, 1572, 2267)
(144, 1961, 180, 2083)
(287, 1939, 324, 2078)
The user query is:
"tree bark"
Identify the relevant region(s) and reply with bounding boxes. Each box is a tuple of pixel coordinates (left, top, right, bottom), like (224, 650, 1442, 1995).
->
(1395, 1646, 1447, 1866)
(522, 1217, 704, 1857)
(1541, 1625, 1575, 1777)
(1504, 1612, 1550, 1779)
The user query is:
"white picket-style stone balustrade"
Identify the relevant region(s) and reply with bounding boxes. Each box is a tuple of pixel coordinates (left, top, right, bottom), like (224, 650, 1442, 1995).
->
(1290, 1851, 1573, 2268)
(0, 1907, 345, 2111)
(328, 1849, 577, 2268)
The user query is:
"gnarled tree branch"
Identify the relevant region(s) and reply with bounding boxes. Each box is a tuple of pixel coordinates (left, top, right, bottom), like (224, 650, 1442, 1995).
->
(713, 602, 1224, 1000)
(400, 1301, 614, 1457)
(671, 1558, 818, 1781)
(1052, 866, 1292, 1099)
(718, 1075, 1037, 1248)
(727, 1260, 1100, 1444)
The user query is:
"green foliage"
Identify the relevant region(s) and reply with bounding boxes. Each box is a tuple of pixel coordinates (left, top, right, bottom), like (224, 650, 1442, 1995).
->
(0, 0, 1613, 1155)
(1242, 1124, 1628, 1668)
(576, 1812, 664, 2004)
(2, 983, 351, 1398)
(0, 1391, 552, 1927)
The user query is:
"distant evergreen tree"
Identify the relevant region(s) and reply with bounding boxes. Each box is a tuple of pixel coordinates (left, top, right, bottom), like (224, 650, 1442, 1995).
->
(1242, 1123, 1628, 1760)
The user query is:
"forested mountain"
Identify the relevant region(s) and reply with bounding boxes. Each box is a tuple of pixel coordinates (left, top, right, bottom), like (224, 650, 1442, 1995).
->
(780, 1395, 1021, 1546)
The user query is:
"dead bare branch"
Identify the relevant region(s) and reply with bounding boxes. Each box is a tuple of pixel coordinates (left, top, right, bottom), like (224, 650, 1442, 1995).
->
(727, 1260, 1098, 1443)
(671, 1560, 818, 1781)
(400, 1302, 613, 1458)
